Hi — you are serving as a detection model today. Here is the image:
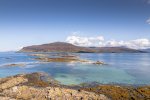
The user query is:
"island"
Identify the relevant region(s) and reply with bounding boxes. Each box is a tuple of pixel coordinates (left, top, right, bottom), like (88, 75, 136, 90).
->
(19, 42, 144, 53)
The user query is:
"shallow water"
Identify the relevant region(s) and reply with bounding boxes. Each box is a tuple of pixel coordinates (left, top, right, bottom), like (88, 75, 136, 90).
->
(0, 52, 150, 85)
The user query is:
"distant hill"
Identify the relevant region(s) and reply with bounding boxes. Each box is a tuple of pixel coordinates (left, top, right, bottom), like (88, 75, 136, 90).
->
(140, 48, 150, 53)
(20, 42, 143, 53)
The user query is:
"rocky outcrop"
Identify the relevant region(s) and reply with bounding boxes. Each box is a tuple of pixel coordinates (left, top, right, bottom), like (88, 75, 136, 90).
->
(0, 73, 109, 100)
(31, 53, 106, 65)
(2, 86, 108, 100)
(0, 76, 27, 91)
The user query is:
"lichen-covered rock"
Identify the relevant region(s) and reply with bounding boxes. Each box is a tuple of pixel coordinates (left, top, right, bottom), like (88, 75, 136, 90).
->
(83, 85, 150, 100)
(0, 76, 27, 91)
(0, 96, 16, 100)
(2, 72, 150, 100)
(46, 87, 108, 100)
(2, 86, 109, 100)
(3, 86, 47, 100)
(23, 72, 60, 87)
(0, 73, 109, 100)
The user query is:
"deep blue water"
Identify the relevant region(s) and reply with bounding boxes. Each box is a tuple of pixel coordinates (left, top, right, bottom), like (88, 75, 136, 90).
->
(0, 52, 150, 85)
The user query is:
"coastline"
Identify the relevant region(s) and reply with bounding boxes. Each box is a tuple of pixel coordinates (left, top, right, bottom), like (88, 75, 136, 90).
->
(0, 72, 149, 100)
(0, 52, 150, 99)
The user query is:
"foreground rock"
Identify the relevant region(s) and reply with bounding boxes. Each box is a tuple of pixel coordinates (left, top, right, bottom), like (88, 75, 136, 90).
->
(1, 72, 149, 100)
(0, 73, 109, 100)
(2, 86, 108, 100)
(82, 85, 150, 100)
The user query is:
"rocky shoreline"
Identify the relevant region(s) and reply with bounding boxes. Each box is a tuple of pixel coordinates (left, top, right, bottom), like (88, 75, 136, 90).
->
(0, 72, 150, 100)
(0, 72, 109, 100)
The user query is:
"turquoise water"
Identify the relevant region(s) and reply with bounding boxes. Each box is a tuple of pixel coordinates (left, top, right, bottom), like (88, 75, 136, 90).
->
(0, 52, 150, 85)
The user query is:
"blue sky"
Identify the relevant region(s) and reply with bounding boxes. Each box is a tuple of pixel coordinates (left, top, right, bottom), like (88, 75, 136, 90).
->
(0, 0, 150, 51)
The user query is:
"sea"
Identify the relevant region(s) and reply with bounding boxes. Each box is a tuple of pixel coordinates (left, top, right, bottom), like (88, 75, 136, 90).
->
(0, 52, 150, 85)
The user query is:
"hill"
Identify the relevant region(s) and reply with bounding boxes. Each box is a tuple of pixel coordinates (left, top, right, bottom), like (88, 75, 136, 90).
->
(140, 48, 150, 53)
(20, 42, 143, 53)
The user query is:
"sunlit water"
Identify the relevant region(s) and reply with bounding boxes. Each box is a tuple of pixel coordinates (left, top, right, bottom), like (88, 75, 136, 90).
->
(0, 52, 150, 85)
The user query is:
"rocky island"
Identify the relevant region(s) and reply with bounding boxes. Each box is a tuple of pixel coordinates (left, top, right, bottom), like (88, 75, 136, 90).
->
(29, 52, 106, 65)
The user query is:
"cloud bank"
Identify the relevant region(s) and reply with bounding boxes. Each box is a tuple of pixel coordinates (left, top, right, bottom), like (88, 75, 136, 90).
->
(147, 0, 150, 4)
(66, 35, 104, 47)
(66, 35, 150, 49)
(147, 18, 150, 24)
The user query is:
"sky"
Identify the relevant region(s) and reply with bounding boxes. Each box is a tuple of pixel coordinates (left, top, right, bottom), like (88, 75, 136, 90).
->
(0, 0, 150, 51)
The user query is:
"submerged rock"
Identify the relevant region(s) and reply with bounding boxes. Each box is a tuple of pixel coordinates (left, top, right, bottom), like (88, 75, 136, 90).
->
(29, 53, 49, 57)
(93, 61, 106, 65)
(35, 57, 79, 63)
(2, 63, 26, 67)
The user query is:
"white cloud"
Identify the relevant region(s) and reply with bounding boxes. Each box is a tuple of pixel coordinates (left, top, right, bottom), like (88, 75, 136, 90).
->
(147, 18, 150, 24)
(66, 35, 150, 49)
(144, 0, 150, 4)
(105, 40, 125, 47)
(66, 35, 104, 47)
(147, 0, 150, 4)
(128, 39, 150, 49)
(105, 39, 150, 49)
